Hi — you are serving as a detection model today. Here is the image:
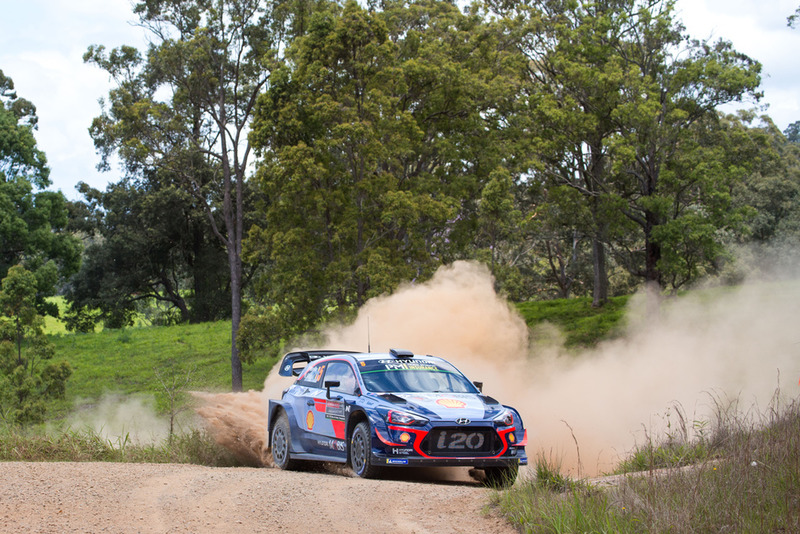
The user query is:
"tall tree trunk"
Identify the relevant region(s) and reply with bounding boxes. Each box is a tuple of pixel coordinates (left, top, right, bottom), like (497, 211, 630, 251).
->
(229, 246, 243, 392)
(591, 235, 608, 307)
(644, 211, 662, 287)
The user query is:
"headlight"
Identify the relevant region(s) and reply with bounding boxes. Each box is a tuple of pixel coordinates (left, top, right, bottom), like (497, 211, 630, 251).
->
(494, 409, 514, 427)
(386, 410, 429, 426)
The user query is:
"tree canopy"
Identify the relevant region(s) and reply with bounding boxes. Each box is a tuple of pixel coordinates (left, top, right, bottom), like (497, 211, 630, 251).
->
(241, 0, 524, 354)
(0, 70, 81, 315)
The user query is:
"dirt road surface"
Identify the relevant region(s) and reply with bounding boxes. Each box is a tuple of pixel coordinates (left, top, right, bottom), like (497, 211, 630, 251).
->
(0, 462, 516, 534)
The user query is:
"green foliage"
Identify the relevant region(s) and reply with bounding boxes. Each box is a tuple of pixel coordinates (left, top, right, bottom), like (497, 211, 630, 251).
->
(0, 265, 71, 427)
(246, 0, 523, 342)
(66, 180, 231, 330)
(489, 0, 763, 296)
(83, 0, 290, 390)
(0, 71, 81, 307)
(515, 295, 630, 348)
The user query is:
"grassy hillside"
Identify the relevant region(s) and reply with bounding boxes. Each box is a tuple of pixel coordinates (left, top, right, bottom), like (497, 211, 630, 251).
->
(516, 295, 630, 347)
(47, 322, 276, 418)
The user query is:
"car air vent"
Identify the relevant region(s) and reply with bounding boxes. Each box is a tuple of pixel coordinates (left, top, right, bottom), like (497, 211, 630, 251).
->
(379, 393, 406, 404)
(479, 395, 500, 405)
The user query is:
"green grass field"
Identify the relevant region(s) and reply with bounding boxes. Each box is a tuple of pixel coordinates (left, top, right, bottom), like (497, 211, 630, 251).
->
(516, 295, 630, 347)
(46, 322, 276, 419)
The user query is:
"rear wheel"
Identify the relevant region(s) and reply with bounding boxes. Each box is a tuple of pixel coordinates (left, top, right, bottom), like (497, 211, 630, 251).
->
(271, 412, 297, 471)
(483, 464, 519, 488)
(350, 421, 380, 478)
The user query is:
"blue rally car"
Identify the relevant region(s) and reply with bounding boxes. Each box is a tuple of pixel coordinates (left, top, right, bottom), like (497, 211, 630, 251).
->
(267, 349, 528, 486)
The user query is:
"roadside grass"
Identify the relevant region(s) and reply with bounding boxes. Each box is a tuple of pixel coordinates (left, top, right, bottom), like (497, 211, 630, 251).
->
(0, 427, 244, 467)
(515, 296, 630, 348)
(492, 395, 800, 533)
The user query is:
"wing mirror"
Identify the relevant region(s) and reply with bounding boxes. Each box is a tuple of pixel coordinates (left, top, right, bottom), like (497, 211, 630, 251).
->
(324, 380, 340, 399)
(473, 381, 483, 393)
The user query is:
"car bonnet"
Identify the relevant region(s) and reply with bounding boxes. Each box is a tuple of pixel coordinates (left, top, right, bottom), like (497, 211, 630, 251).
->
(380, 392, 503, 421)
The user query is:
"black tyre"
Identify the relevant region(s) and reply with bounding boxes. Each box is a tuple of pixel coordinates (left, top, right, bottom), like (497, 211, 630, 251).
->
(349, 421, 380, 478)
(483, 464, 519, 488)
(271, 412, 297, 471)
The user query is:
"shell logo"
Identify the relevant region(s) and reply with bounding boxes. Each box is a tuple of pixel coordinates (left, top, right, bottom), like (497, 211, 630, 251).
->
(399, 432, 411, 443)
(436, 398, 466, 409)
(306, 410, 315, 430)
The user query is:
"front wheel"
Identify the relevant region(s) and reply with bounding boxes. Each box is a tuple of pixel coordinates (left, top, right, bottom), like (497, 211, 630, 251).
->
(482, 464, 519, 488)
(350, 421, 380, 478)
(271, 412, 297, 471)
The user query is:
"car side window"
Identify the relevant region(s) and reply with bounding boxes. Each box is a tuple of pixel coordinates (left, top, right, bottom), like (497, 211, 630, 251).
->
(297, 362, 326, 388)
(324, 361, 358, 395)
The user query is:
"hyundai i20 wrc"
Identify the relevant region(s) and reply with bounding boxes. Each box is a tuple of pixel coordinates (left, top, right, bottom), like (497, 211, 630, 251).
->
(267, 349, 528, 486)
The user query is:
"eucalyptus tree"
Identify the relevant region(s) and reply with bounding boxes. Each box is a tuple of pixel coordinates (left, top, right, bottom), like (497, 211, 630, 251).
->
(485, 0, 641, 305)
(606, 2, 761, 289)
(244, 0, 521, 351)
(84, 0, 295, 390)
(486, 0, 762, 294)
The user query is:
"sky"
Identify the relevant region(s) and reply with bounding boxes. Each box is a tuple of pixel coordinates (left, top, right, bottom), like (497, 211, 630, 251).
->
(1, 0, 799, 201)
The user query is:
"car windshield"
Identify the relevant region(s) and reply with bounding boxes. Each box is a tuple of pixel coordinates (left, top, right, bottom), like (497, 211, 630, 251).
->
(359, 358, 478, 393)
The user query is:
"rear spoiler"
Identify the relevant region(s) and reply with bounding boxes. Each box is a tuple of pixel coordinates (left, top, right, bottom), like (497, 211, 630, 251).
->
(278, 350, 361, 377)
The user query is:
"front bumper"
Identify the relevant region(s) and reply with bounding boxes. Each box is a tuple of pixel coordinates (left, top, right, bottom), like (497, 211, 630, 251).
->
(371, 423, 528, 468)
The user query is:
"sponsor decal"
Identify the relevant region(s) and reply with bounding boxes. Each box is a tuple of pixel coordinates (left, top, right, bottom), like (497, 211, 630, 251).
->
(436, 398, 466, 409)
(377, 360, 439, 372)
(386, 458, 409, 465)
(317, 439, 347, 452)
(325, 400, 345, 421)
(391, 448, 413, 455)
(306, 410, 315, 430)
(399, 432, 411, 443)
(509, 433, 516, 443)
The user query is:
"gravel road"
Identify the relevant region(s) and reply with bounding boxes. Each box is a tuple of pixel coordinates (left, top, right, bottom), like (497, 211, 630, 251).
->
(0, 462, 516, 533)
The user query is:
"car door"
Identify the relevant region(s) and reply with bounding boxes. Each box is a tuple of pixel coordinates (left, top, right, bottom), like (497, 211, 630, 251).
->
(289, 360, 327, 455)
(302, 360, 359, 459)
(290, 360, 358, 459)
(322, 361, 358, 456)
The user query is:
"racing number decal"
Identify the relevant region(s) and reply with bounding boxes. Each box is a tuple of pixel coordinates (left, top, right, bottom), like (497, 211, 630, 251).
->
(437, 431, 485, 450)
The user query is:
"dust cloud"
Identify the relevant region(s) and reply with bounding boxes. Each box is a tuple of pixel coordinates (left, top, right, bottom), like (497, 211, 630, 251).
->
(192, 359, 293, 467)
(194, 391, 273, 466)
(67, 394, 170, 445)
(196, 260, 800, 477)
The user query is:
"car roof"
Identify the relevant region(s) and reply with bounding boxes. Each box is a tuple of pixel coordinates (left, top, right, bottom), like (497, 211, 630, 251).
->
(277, 348, 445, 377)
(320, 349, 444, 362)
